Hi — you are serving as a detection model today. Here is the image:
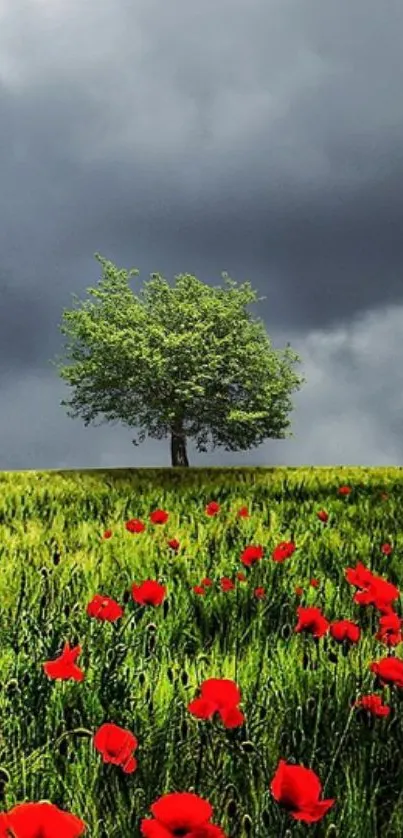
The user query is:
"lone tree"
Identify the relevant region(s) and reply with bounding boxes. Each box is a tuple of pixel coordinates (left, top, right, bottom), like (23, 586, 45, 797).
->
(51, 254, 306, 467)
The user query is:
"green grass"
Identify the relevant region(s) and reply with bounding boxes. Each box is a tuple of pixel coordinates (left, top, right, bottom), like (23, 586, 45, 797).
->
(0, 466, 403, 837)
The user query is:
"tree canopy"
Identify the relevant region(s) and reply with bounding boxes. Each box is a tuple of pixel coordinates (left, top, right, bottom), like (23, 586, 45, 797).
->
(50, 254, 306, 466)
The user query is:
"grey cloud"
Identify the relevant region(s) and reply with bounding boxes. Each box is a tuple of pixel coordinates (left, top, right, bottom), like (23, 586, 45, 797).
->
(1, 0, 403, 467)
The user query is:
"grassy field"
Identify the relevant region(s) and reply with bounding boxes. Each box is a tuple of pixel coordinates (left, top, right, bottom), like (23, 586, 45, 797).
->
(1, 465, 403, 837)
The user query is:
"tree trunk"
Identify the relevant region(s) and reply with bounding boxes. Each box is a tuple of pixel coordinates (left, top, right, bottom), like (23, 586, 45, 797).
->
(171, 421, 189, 467)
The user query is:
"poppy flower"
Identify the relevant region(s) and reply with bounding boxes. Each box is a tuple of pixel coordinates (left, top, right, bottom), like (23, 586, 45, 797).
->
(345, 562, 375, 591)
(370, 575, 399, 602)
(200, 578, 213, 587)
(236, 571, 247, 582)
(188, 678, 245, 729)
(330, 620, 360, 644)
(0, 801, 86, 837)
(220, 577, 235, 592)
(237, 506, 249, 518)
(254, 587, 266, 600)
(355, 694, 390, 717)
(93, 723, 138, 773)
(132, 580, 167, 607)
(375, 612, 403, 647)
(272, 541, 296, 563)
(205, 501, 220, 516)
(381, 543, 393, 555)
(150, 509, 169, 524)
(125, 518, 145, 533)
(317, 510, 328, 523)
(338, 485, 351, 495)
(42, 642, 85, 682)
(370, 656, 403, 688)
(354, 577, 399, 612)
(270, 760, 335, 823)
(240, 545, 264, 567)
(167, 538, 180, 551)
(294, 607, 329, 638)
(86, 595, 123, 623)
(140, 792, 227, 838)
(102, 529, 113, 539)
(345, 564, 400, 613)
(193, 585, 207, 596)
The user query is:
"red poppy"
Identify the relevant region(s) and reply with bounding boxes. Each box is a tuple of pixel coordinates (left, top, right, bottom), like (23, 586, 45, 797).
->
(330, 620, 360, 644)
(201, 577, 213, 587)
(345, 563, 400, 614)
(132, 580, 167, 607)
(317, 510, 328, 523)
(240, 545, 264, 567)
(254, 587, 266, 599)
(294, 607, 329, 638)
(42, 642, 85, 682)
(354, 576, 399, 612)
(150, 509, 169, 524)
(188, 678, 245, 729)
(125, 518, 145, 533)
(381, 543, 393, 555)
(355, 694, 390, 717)
(272, 541, 296, 563)
(86, 595, 123, 623)
(375, 612, 403, 647)
(167, 538, 180, 551)
(140, 792, 227, 838)
(93, 723, 138, 773)
(236, 571, 247, 582)
(237, 506, 249, 518)
(370, 656, 403, 687)
(193, 585, 207, 596)
(295, 586, 304, 597)
(345, 562, 375, 591)
(102, 529, 113, 539)
(310, 578, 319, 588)
(205, 501, 221, 516)
(0, 801, 86, 837)
(270, 760, 335, 823)
(220, 577, 235, 592)
(338, 485, 351, 495)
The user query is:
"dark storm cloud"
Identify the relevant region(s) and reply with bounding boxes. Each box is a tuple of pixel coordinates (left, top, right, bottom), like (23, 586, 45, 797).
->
(1, 0, 403, 467)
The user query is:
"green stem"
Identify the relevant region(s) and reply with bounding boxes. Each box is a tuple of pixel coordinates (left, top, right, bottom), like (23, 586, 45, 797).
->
(53, 727, 93, 749)
(322, 703, 356, 794)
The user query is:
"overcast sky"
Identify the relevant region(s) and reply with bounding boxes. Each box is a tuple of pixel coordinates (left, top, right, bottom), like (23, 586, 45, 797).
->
(1, 0, 403, 470)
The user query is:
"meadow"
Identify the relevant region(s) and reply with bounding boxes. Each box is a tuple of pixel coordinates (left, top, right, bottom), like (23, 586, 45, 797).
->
(1, 465, 403, 837)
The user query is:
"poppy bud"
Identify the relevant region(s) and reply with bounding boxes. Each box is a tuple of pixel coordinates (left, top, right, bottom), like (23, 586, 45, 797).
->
(227, 800, 237, 818)
(261, 809, 272, 829)
(242, 814, 253, 835)
(58, 738, 68, 757)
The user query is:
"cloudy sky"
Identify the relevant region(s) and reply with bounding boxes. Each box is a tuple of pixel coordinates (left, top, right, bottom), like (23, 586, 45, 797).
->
(1, 0, 403, 470)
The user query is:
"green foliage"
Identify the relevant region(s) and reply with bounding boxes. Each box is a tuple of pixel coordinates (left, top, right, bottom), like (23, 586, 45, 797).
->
(0, 465, 402, 836)
(50, 254, 306, 456)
